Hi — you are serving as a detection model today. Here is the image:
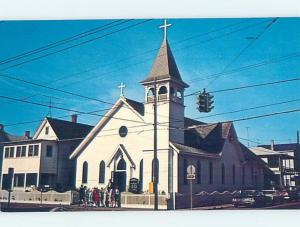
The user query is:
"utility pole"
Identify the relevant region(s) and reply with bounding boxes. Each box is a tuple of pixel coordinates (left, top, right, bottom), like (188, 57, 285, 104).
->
(296, 130, 300, 186)
(153, 78, 158, 210)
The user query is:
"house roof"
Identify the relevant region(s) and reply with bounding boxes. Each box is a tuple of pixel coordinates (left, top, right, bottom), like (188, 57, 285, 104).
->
(171, 142, 219, 158)
(250, 146, 293, 159)
(259, 143, 298, 152)
(140, 38, 188, 87)
(46, 117, 93, 140)
(124, 98, 144, 116)
(0, 130, 28, 143)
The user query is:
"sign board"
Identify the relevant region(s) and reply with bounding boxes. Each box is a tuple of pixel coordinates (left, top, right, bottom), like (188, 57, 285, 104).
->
(187, 165, 195, 175)
(186, 174, 196, 180)
(129, 178, 139, 193)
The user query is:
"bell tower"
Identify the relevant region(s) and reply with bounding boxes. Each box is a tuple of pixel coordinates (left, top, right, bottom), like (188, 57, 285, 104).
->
(140, 21, 189, 145)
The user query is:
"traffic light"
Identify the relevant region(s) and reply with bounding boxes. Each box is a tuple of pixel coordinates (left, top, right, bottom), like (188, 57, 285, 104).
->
(196, 89, 214, 113)
(197, 91, 207, 112)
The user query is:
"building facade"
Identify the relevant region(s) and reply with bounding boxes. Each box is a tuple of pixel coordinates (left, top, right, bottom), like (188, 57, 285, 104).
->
(70, 35, 266, 194)
(0, 116, 92, 191)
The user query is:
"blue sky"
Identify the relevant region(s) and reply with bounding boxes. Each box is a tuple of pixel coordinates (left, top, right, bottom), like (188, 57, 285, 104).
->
(0, 18, 299, 146)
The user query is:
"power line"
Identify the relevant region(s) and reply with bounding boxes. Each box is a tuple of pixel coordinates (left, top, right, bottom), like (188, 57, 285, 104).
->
(0, 19, 152, 71)
(204, 17, 278, 88)
(0, 94, 150, 125)
(195, 97, 300, 119)
(0, 20, 129, 66)
(186, 76, 300, 97)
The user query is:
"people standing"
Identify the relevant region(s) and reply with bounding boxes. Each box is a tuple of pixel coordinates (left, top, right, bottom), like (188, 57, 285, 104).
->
(105, 188, 110, 207)
(115, 186, 121, 208)
(78, 185, 85, 207)
(100, 187, 104, 207)
(93, 187, 100, 207)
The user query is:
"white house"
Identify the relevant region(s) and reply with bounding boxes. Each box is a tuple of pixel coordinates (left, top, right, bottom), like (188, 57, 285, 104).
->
(1, 115, 93, 191)
(69, 32, 266, 195)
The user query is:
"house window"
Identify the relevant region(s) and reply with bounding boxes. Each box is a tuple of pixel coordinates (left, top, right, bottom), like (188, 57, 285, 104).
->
(232, 165, 236, 185)
(82, 161, 88, 184)
(197, 160, 201, 184)
(4, 147, 9, 158)
(99, 161, 105, 183)
(33, 145, 39, 156)
(14, 174, 25, 187)
(242, 166, 245, 185)
(28, 145, 34, 156)
(16, 146, 22, 157)
(183, 159, 188, 185)
(21, 146, 26, 157)
(209, 162, 213, 185)
(9, 147, 15, 158)
(46, 145, 53, 157)
(45, 126, 49, 135)
(221, 163, 225, 185)
(251, 166, 254, 185)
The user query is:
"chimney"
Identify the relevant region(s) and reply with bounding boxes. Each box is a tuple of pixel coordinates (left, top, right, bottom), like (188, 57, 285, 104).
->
(71, 114, 77, 123)
(0, 124, 4, 132)
(271, 139, 275, 150)
(24, 131, 30, 139)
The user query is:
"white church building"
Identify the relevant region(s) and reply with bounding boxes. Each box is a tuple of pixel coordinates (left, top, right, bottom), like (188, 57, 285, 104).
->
(70, 24, 266, 195)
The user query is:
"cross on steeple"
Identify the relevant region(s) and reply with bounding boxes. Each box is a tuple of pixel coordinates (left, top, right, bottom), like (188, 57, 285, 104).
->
(159, 19, 172, 40)
(118, 82, 126, 97)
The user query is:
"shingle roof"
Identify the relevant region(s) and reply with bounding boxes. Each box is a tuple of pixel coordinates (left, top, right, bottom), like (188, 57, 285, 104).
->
(259, 143, 298, 151)
(0, 131, 28, 143)
(124, 98, 144, 116)
(46, 118, 93, 140)
(172, 142, 219, 158)
(140, 38, 188, 87)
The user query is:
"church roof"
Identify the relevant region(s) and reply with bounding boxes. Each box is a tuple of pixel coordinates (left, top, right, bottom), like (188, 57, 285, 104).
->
(124, 98, 144, 116)
(46, 117, 93, 140)
(140, 38, 188, 87)
(171, 142, 219, 158)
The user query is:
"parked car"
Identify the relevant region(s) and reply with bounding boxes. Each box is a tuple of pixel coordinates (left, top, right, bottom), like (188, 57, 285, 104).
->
(232, 190, 266, 207)
(260, 190, 284, 205)
(288, 188, 300, 201)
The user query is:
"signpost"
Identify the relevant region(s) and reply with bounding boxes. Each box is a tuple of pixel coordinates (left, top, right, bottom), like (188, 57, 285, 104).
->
(186, 165, 195, 210)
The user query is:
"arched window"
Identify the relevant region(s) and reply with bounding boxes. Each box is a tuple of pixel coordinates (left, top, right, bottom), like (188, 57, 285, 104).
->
(176, 90, 182, 98)
(221, 163, 225, 185)
(209, 162, 213, 185)
(117, 158, 126, 170)
(242, 165, 245, 185)
(232, 165, 236, 185)
(147, 88, 154, 97)
(183, 159, 188, 185)
(152, 159, 159, 183)
(197, 160, 201, 184)
(158, 86, 167, 95)
(82, 161, 88, 184)
(139, 159, 143, 191)
(99, 161, 105, 184)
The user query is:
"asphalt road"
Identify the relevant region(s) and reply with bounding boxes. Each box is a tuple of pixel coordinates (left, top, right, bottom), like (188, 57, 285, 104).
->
(2, 201, 300, 212)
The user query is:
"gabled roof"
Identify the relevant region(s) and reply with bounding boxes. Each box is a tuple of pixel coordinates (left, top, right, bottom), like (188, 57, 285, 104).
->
(124, 98, 144, 116)
(0, 131, 28, 143)
(184, 118, 234, 154)
(140, 38, 188, 88)
(46, 117, 93, 140)
(171, 142, 219, 158)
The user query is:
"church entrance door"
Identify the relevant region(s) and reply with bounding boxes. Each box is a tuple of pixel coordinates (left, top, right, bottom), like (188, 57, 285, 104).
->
(113, 158, 127, 192)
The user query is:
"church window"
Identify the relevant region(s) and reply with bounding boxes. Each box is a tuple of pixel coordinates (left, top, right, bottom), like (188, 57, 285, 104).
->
(99, 161, 105, 183)
(242, 166, 245, 185)
(158, 86, 167, 95)
(139, 159, 143, 191)
(147, 88, 154, 97)
(232, 164, 236, 185)
(221, 163, 225, 185)
(152, 159, 159, 183)
(82, 161, 88, 184)
(119, 126, 128, 138)
(197, 160, 201, 184)
(118, 158, 127, 170)
(209, 162, 213, 185)
(183, 159, 188, 185)
(176, 90, 182, 98)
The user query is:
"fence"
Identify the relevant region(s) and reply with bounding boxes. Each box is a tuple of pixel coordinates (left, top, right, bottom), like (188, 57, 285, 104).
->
(121, 193, 168, 209)
(0, 190, 76, 205)
(175, 190, 238, 209)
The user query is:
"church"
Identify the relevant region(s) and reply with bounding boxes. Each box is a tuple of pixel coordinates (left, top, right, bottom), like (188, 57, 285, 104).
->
(69, 21, 266, 195)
